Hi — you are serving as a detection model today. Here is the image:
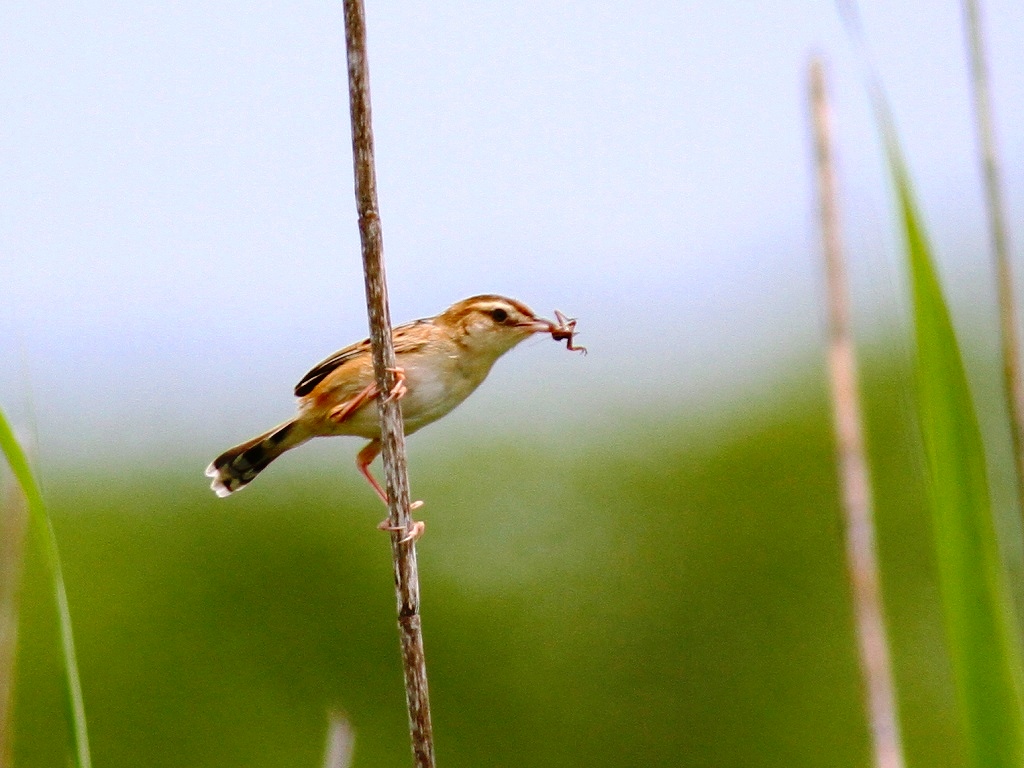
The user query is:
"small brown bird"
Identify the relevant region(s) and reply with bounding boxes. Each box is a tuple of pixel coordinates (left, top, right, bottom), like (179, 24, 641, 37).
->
(206, 295, 582, 518)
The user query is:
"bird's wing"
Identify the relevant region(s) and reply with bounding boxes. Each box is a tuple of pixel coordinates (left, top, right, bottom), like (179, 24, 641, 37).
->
(294, 339, 370, 397)
(293, 320, 433, 397)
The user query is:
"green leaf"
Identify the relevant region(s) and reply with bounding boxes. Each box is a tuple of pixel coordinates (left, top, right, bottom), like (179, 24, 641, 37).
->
(0, 409, 92, 768)
(886, 138, 1024, 767)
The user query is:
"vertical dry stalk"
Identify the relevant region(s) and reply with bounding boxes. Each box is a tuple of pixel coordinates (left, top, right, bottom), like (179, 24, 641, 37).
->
(809, 59, 906, 768)
(341, 2, 436, 766)
(962, 0, 1024, 520)
(0, 475, 29, 768)
(322, 711, 356, 768)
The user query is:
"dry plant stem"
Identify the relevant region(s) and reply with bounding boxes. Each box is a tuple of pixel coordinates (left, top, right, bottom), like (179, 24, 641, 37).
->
(322, 711, 356, 768)
(0, 478, 28, 768)
(810, 59, 906, 768)
(963, 0, 1024, 522)
(341, 1, 435, 766)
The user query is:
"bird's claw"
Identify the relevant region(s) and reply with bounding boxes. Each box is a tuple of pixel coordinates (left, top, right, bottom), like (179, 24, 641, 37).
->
(377, 516, 426, 543)
(399, 521, 425, 543)
(384, 367, 408, 403)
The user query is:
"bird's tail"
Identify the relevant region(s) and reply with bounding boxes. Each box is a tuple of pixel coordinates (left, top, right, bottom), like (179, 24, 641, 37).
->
(205, 419, 310, 497)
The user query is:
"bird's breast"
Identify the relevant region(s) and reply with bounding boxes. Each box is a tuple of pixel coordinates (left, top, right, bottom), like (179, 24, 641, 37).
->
(399, 360, 485, 433)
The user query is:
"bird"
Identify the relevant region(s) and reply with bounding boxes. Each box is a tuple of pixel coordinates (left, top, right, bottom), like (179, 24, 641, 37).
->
(205, 294, 582, 536)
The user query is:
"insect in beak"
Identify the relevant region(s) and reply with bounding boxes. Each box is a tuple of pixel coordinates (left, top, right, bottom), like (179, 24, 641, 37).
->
(524, 310, 586, 354)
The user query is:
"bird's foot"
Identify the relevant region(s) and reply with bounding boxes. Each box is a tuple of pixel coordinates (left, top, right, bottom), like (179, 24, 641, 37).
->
(377, 516, 426, 543)
(384, 367, 408, 403)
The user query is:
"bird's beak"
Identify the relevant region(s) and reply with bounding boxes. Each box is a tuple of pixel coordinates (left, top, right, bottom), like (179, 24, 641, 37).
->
(518, 318, 559, 335)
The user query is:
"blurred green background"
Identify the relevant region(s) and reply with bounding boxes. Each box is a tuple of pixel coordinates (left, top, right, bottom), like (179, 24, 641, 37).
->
(11, 352, 985, 767)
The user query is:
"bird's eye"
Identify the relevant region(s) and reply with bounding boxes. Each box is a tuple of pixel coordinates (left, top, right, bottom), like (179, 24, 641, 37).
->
(489, 308, 509, 323)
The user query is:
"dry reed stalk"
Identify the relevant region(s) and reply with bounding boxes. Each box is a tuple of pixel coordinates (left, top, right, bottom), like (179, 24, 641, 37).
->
(962, 0, 1024, 521)
(322, 711, 356, 768)
(341, 2, 436, 766)
(809, 58, 906, 768)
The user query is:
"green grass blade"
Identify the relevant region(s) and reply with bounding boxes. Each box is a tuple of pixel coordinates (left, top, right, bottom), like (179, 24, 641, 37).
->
(885, 135, 1024, 767)
(835, 1, 1024, 759)
(0, 409, 92, 768)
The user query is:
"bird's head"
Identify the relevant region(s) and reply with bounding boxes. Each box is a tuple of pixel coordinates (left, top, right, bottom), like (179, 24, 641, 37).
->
(437, 294, 556, 358)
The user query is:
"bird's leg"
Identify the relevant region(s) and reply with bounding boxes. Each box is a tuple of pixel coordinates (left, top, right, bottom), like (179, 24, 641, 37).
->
(356, 439, 387, 503)
(357, 439, 426, 542)
(328, 368, 405, 425)
(383, 366, 408, 403)
(329, 382, 378, 424)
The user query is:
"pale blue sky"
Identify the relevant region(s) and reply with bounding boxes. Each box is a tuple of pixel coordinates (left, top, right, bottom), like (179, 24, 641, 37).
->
(2, 0, 1022, 458)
